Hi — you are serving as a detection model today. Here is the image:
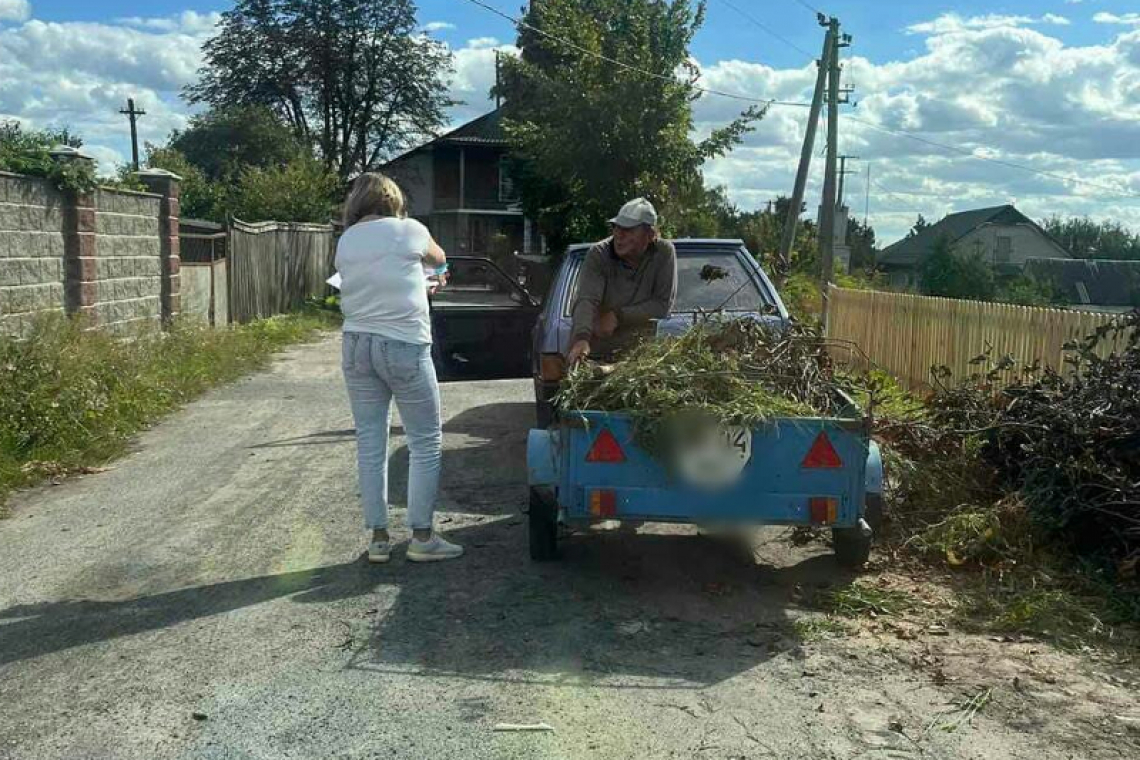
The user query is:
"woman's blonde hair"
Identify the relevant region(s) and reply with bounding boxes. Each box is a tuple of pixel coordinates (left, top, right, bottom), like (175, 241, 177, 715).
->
(343, 173, 405, 227)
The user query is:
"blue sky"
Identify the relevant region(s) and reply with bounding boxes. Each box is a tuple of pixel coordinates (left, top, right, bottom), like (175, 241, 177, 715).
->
(4, 0, 1140, 242)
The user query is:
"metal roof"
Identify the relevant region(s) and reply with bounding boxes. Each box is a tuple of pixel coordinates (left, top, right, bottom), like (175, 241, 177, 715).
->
(1024, 257, 1140, 307)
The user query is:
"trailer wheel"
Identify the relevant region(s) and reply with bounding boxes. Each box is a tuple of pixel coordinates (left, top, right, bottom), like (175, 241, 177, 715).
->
(528, 487, 559, 561)
(832, 494, 882, 568)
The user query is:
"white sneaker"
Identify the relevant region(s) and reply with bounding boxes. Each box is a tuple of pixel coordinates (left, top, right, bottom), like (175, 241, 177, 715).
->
(406, 534, 464, 563)
(367, 540, 391, 564)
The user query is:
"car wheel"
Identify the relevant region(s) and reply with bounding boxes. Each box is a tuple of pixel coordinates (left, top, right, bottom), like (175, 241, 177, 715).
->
(528, 487, 559, 561)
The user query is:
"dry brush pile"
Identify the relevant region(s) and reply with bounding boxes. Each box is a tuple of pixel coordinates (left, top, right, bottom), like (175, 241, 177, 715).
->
(876, 311, 1140, 610)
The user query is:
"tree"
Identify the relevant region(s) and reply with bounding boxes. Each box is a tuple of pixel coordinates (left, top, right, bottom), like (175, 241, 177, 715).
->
(187, 0, 453, 179)
(907, 214, 930, 239)
(168, 105, 305, 182)
(919, 236, 995, 300)
(230, 155, 340, 224)
(498, 0, 762, 253)
(846, 216, 877, 271)
(141, 145, 228, 222)
(1040, 215, 1140, 261)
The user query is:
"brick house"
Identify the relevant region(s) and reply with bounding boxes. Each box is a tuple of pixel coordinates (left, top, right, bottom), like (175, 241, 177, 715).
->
(381, 109, 541, 269)
(878, 205, 1071, 289)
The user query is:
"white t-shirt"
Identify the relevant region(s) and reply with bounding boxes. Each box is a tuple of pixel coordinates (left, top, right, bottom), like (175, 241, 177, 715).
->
(335, 217, 434, 345)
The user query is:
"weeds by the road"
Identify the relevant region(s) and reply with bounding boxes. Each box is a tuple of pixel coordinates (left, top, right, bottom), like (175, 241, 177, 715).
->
(817, 582, 916, 617)
(0, 311, 336, 511)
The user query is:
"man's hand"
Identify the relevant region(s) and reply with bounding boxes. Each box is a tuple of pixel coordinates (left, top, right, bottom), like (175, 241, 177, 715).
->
(567, 339, 591, 366)
(596, 311, 619, 338)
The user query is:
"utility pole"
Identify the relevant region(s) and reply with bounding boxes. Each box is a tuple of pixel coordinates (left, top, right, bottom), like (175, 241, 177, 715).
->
(777, 23, 834, 281)
(120, 98, 146, 171)
(494, 51, 502, 108)
(863, 163, 871, 226)
(837, 154, 859, 208)
(818, 17, 851, 325)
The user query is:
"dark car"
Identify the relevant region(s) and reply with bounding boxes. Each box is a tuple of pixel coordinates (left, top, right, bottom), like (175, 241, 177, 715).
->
(429, 256, 541, 379)
(531, 239, 790, 427)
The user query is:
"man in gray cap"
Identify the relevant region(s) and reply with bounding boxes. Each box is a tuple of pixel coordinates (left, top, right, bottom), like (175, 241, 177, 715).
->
(566, 197, 678, 364)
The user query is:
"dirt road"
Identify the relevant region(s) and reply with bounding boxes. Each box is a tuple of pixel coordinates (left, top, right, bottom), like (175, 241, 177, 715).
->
(1, 333, 1136, 759)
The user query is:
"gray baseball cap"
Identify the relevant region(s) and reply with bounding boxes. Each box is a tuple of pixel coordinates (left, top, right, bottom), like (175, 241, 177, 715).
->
(609, 197, 658, 228)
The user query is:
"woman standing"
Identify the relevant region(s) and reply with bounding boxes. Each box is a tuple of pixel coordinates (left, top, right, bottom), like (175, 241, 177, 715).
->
(336, 173, 462, 564)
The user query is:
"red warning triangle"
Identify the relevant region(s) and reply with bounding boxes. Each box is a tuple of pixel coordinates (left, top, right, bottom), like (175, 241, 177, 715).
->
(801, 432, 842, 468)
(586, 428, 626, 463)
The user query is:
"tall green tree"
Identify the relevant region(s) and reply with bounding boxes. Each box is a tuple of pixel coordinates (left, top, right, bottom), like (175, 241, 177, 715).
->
(920, 236, 995, 301)
(186, 0, 453, 179)
(498, 0, 762, 253)
(168, 106, 305, 182)
(1041, 215, 1140, 261)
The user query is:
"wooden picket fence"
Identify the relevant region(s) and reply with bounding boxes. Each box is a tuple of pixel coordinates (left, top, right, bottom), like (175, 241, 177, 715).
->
(227, 219, 336, 323)
(825, 286, 1132, 392)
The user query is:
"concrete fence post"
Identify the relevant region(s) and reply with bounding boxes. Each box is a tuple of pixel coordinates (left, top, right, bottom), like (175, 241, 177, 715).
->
(51, 146, 98, 323)
(135, 169, 182, 324)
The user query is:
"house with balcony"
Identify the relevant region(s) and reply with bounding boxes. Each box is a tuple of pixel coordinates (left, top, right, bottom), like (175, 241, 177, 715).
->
(381, 109, 541, 270)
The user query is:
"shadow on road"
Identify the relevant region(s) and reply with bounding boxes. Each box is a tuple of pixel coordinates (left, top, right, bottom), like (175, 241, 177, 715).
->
(345, 515, 857, 690)
(0, 557, 383, 667)
(389, 402, 535, 518)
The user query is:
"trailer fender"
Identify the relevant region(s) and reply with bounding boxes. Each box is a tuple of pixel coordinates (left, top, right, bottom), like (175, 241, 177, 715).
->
(528, 428, 558, 488)
(865, 440, 884, 497)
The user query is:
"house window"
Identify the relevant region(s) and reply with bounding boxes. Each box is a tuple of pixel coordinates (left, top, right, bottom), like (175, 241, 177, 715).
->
(498, 156, 519, 203)
(995, 235, 1013, 263)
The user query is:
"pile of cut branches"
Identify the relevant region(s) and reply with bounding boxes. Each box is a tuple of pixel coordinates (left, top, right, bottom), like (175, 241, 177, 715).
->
(556, 318, 843, 454)
(990, 313, 1140, 569)
(878, 311, 1140, 578)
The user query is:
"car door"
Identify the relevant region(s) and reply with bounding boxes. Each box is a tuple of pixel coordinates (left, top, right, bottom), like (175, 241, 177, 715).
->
(430, 256, 540, 378)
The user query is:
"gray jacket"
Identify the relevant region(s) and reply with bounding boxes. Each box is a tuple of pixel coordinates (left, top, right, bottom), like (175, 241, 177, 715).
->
(570, 238, 678, 348)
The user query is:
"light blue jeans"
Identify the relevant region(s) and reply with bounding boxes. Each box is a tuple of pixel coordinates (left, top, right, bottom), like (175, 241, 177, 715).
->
(341, 332, 442, 532)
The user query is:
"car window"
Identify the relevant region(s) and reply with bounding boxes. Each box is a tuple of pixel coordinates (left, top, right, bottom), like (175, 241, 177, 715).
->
(433, 259, 530, 308)
(561, 251, 768, 316)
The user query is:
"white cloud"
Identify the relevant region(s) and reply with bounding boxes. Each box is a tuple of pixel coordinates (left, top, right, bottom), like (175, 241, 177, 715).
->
(423, 21, 455, 33)
(446, 37, 517, 123)
(0, 0, 30, 23)
(907, 13, 1072, 35)
(1093, 12, 1140, 26)
(114, 12, 221, 35)
(695, 20, 1140, 243)
(0, 13, 217, 175)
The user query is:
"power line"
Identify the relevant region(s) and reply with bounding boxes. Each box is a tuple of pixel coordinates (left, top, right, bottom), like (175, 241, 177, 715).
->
(460, 0, 813, 108)
(791, 0, 826, 17)
(713, 0, 816, 60)
(462, 0, 1140, 202)
(848, 115, 1140, 200)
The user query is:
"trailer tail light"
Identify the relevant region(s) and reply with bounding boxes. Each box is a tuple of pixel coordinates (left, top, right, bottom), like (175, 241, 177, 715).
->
(802, 432, 843, 469)
(540, 353, 566, 382)
(586, 428, 626, 463)
(590, 489, 618, 517)
(810, 497, 838, 524)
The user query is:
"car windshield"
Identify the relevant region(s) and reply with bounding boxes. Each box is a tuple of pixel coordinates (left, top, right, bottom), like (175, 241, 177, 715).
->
(563, 251, 769, 316)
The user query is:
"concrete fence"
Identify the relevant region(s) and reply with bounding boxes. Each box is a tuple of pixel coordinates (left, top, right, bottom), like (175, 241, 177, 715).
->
(0, 167, 181, 338)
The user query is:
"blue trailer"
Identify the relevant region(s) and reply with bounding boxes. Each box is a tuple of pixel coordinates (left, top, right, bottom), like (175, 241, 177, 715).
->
(526, 392, 884, 567)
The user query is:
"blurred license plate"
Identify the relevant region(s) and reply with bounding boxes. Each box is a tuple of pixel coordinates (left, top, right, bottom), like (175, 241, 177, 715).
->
(675, 424, 753, 489)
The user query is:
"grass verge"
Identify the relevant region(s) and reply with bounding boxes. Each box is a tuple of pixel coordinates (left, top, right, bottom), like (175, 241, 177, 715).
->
(0, 311, 337, 513)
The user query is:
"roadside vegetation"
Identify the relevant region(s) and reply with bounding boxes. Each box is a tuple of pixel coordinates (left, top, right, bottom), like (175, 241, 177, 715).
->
(846, 314, 1140, 651)
(0, 312, 337, 512)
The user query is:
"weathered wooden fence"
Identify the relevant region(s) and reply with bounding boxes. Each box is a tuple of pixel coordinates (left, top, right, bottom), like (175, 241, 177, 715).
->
(825, 286, 1132, 391)
(227, 220, 335, 323)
